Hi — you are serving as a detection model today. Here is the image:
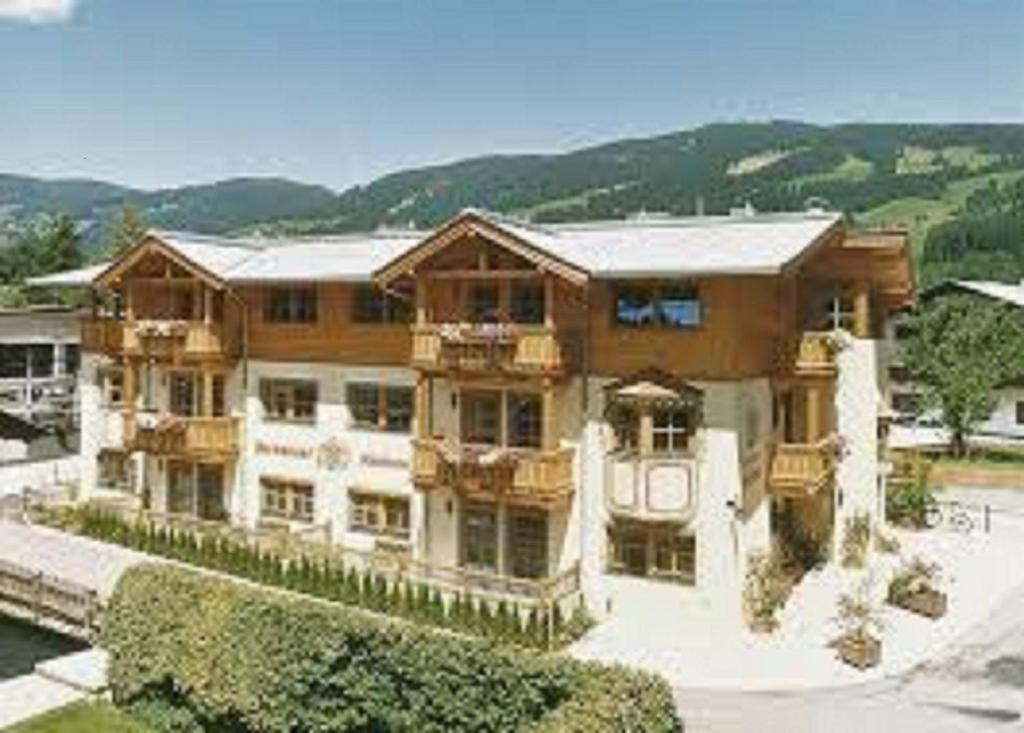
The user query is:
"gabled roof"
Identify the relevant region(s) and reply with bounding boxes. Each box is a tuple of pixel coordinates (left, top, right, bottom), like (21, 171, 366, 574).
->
(94, 231, 256, 290)
(226, 232, 424, 282)
(27, 263, 110, 287)
(375, 208, 843, 285)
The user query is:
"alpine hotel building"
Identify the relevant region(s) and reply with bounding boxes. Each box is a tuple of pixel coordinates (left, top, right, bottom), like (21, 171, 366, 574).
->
(53, 208, 913, 628)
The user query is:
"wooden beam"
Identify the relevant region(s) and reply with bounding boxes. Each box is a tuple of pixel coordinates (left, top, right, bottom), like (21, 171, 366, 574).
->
(423, 269, 544, 280)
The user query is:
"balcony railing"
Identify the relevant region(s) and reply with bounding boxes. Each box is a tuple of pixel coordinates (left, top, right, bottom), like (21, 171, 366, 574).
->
(125, 415, 239, 458)
(412, 439, 574, 505)
(780, 331, 838, 378)
(411, 323, 570, 375)
(81, 317, 238, 361)
(767, 435, 838, 497)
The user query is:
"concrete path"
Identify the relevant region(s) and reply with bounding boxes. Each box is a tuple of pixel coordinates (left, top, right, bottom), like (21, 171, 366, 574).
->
(0, 649, 107, 730)
(0, 520, 148, 600)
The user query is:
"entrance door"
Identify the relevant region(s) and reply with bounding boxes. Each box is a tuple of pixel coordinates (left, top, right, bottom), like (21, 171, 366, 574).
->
(167, 460, 195, 515)
(461, 502, 498, 572)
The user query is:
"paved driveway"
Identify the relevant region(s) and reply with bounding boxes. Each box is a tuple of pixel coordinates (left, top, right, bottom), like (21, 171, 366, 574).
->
(676, 535, 1024, 732)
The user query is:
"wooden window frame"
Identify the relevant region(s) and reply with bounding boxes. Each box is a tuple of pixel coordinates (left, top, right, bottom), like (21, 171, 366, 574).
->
(260, 476, 314, 523)
(346, 382, 413, 433)
(348, 491, 411, 539)
(260, 378, 318, 424)
(263, 286, 318, 324)
(613, 282, 702, 330)
(352, 284, 411, 325)
(652, 407, 690, 454)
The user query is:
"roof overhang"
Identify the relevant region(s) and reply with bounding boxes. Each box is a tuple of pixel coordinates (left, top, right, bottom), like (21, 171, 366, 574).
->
(373, 210, 590, 288)
(94, 233, 228, 291)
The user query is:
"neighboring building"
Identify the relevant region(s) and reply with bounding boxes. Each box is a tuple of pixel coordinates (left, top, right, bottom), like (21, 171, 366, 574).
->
(889, 279, 1024, 443)
(0, 306, 82, 431)
(40, 209, 913, 629)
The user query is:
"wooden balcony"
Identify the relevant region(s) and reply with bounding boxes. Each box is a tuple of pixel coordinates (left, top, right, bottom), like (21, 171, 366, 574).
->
(779, 331, 838, 379)
(767, 436, 838, 498)
(125, 415, 239, 459)
(80, 317, 239, 362)
(411, 324, 571, 376)
(412, 439, 574, 505)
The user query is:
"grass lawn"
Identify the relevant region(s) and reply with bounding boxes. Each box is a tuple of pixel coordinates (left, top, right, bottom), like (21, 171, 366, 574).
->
(4, 701, 155, 733)
(932, 445, 1024, 472)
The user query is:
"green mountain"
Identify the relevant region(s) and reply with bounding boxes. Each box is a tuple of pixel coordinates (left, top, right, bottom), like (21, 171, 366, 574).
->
(4, 122, 1024, 285)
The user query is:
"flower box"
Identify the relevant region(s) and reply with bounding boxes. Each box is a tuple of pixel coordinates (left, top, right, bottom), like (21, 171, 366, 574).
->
(888, 587, 947, 619)
(837, 632, 881, 670)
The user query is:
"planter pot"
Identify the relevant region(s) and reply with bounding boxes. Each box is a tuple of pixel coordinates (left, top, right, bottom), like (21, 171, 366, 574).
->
(888, 587, 947, 619)
(837, 633, 881, 670)
(749, 616, 777, 634)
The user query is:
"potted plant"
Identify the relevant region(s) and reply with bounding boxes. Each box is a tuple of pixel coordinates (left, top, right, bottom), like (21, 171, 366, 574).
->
(743, 548, 790, 633)
(833, 577, 884, 670)
(887, 557, 947, 619)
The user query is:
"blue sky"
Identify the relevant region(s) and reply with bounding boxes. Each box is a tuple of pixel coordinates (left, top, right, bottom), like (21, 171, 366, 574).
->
(1, 0, 1022, 190)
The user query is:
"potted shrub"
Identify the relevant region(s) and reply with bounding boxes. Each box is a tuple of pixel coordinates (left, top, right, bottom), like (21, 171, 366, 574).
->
(888, 557, 947, 619)
(743, 548, 790, 633)
(833, 578, 884, 670)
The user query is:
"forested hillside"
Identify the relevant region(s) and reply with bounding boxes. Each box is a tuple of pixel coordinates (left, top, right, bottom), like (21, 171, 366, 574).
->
(3, 122, 1024, 286)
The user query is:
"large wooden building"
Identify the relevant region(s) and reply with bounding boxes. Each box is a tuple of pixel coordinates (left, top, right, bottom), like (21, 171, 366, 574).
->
(46, 208, 913, 626)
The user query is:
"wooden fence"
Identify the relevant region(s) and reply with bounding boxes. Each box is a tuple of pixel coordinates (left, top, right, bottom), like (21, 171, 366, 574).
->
(0, 558, 101, 640)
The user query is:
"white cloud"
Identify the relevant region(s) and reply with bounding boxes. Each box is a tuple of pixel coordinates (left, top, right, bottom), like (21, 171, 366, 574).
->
(0, 0, 77, 23)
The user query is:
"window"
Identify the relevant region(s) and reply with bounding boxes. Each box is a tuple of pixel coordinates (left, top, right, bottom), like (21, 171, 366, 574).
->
(211, 375, 226, 417)
(461, 503, 498, 572)
(264, 287, 317, 324)
(469, 284, 500, 322)
(260, 379, 318, 422)
(461, 390, 502, 444)
(658, 285, 701, 328)
(507, 392, 542, 448)
(507, 510, 548, 579)
(615, 284, 702, 329)
(261, 476, 314, 522)
(615, 288, 656, 327)
(97, 449, 129, 490)
(652, 408, 689, 453)
(352, 285, 410, 324)
(823, 294, 855, 331)
(608, 520, 695, 585)
(100, 368, 124, 406)
(1016, 401, 1024, 426)
(169, 372, 200, 417)
(349, 492, 410, 538)
(63, 345, 80, 376)
(891, 392, 920, 416)
(510, 283, 545, 324)
(29, 345, 55, 378)
(346, 382, 413, 432)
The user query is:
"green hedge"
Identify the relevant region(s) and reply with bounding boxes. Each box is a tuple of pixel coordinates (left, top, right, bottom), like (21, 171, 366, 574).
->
(56, 505, 590, 650)
(104, 565, 681, 733)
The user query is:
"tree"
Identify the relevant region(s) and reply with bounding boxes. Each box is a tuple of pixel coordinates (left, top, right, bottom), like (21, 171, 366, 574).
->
(904, 295, 1024, 455)
(32, 212, 83, 274)
(104, 202, 148, 259)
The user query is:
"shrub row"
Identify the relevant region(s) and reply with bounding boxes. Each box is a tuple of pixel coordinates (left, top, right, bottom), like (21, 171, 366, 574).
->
(104, 564, 682, 733)
(59, 505, 589, 650)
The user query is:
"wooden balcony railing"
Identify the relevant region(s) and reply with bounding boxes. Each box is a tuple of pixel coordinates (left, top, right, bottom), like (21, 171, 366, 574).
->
(80, 317, 124, 355)
(411, 323, 571, 375)
(125, 415, 239, 458)
(767, 435, 838, 497)
(80, 317, 239, 361)
(779, 331, 838, 378)
(412, 439, 574, 505)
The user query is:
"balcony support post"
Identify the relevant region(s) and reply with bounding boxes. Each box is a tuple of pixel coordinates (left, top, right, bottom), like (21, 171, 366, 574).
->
(202, 370, 214, 418)
(806, 384, 821, 442)
(542, 378, 557, 451)
(415, 279, 427, 326)
(853, 281, 870, 339)
(415, 374, 430, 440)
(544, 274, 555, 329)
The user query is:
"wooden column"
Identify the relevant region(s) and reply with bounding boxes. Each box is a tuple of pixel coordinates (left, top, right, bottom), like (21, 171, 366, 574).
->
(414, 279, 427, 326)
(805, 383, 821, 442)
(203, 287, 213, 325)
(415, 374, 430, 439)
(639, 408, 654, 455)
(202, 370, 214, 417)
(543, 274, 555, 329)
(852, 282, 871, 339)
(542, 378, 557, 451)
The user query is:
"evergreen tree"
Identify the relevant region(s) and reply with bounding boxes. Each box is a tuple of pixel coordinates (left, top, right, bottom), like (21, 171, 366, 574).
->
(104, 202, 148, 259)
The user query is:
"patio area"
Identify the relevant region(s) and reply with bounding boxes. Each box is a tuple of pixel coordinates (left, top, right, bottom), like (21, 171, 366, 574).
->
(571, 498, 1024, 691)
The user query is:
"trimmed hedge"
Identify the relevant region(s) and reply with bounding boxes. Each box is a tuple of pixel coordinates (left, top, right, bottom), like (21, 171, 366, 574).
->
(57, 505, 591, 649)
(104, 564, 680, 733)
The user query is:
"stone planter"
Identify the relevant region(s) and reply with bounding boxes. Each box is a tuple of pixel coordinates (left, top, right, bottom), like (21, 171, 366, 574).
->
(888, 587, 947, 619)
(837, 632, 881, 670)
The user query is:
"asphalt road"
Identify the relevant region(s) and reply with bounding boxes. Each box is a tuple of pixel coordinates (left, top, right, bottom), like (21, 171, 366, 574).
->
(676, 515, 1024, 732)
